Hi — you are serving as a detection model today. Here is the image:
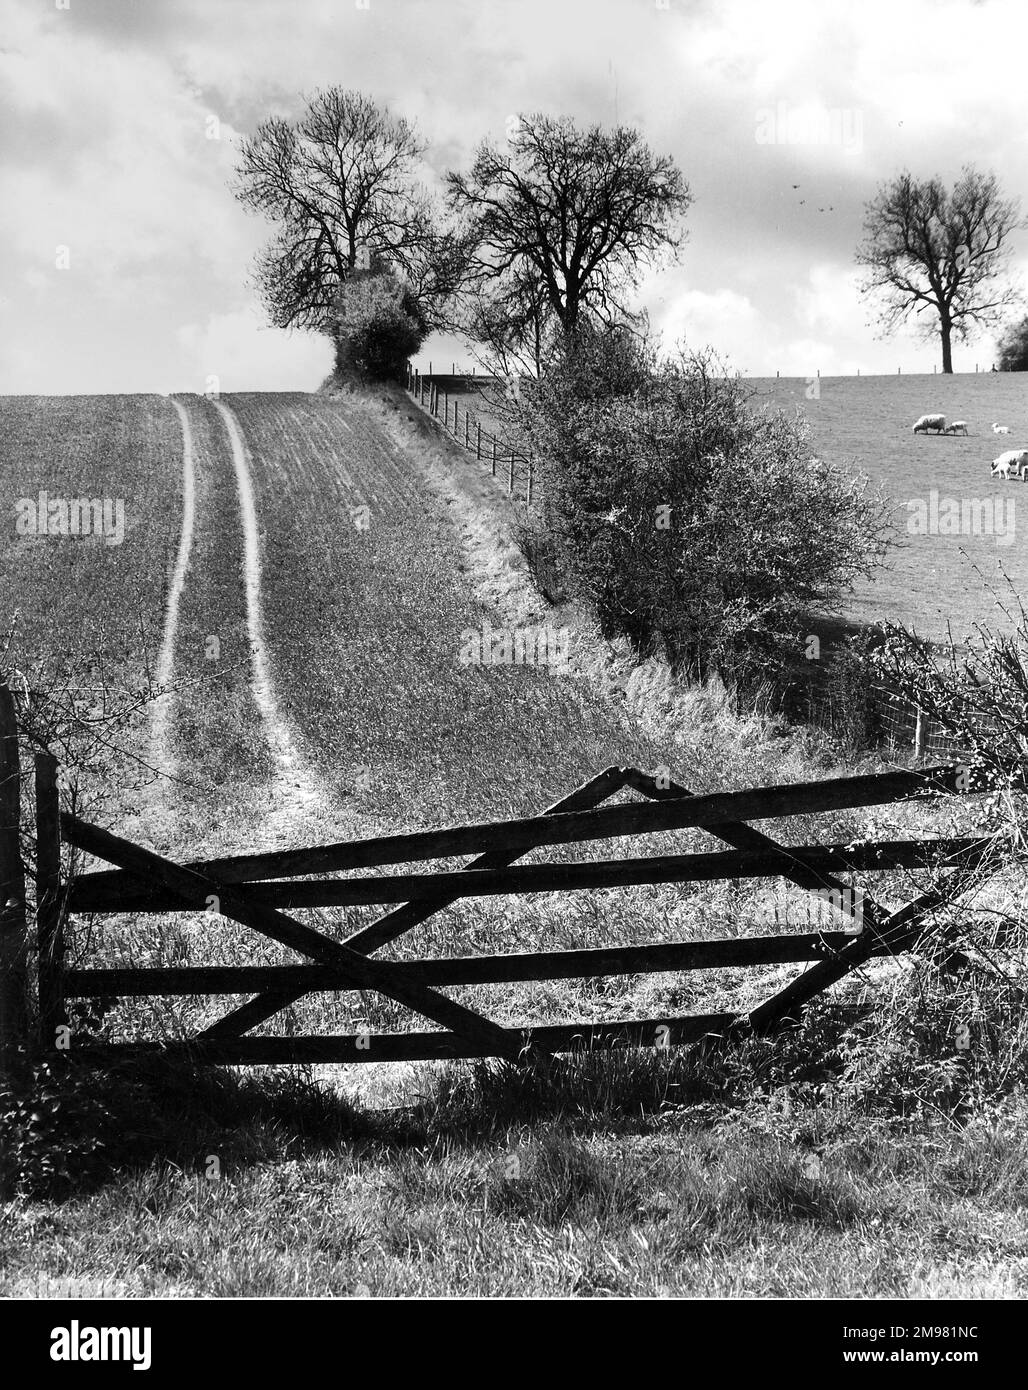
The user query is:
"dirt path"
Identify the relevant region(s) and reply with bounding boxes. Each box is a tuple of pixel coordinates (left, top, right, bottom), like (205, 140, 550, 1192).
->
(149, 396, 197, 779)
(210, 397, 322, 837)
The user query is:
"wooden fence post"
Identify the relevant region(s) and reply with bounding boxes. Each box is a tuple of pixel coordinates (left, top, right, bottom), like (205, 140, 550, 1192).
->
(0, 679, 28, 1081)
(465, 411, 470, 449)
(508, 453, 515, 496)
(527, 459, 534, 507)
(35, 751, 64, 1049)
(491, 440, 497, 477)
(477, 422, 482, 459)
(443, 391, 448, 428)
(913, 705, 924, 760)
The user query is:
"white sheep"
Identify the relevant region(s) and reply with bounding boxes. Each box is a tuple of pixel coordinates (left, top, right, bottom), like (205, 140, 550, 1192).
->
(990, 449, 1028, 479)
(943, 421, 969, 435)
(912, 413, 946, 435)
(993, 423, 1011, 435)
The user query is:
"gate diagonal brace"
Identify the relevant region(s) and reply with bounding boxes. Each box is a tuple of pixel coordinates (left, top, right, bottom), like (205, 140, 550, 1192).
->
(620, 766, 989, 1032)
(205, 766, 631, 1040)
(621, 766, 886, 927)
(61, 813, 532, 1065)
(747, 860, 988, 1033)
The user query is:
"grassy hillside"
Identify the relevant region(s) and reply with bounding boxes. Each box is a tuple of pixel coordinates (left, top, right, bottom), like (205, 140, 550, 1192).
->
(747, 374, 1028, 644)
(0, 394, 181, 678)
(229, 389, 668, 828)
(2, 386, 1022, 1300)
(434, 371, 1028, 647)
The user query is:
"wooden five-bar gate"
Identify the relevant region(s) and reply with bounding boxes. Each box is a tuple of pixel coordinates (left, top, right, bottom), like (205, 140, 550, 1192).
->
(0, 684, 996, 1075)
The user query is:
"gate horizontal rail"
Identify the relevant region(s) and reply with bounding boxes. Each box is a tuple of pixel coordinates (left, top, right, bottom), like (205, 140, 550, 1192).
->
(72, 762, 968, 900)
(65, 1014, 743, 1066)
(63, 927, 931, 998)
(68, 836, 989, 913)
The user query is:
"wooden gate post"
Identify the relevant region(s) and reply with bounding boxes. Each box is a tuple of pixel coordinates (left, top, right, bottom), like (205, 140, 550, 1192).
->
(35, 751, 65, 1049)
(0, 679, 28, 1081)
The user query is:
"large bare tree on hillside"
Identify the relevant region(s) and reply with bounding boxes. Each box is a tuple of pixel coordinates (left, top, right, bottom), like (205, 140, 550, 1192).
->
(234, 88, 464, 333)
(448, 115, 691, 373)
(856, 167, 1023, 373)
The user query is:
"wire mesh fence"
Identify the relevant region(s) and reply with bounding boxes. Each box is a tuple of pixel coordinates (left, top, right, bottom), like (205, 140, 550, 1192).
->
(405, 363, 538, 506)
(799, 659, 961, 761)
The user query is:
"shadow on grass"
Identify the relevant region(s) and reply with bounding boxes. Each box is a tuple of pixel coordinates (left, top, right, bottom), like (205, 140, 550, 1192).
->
(0, 1003, 869, 1202)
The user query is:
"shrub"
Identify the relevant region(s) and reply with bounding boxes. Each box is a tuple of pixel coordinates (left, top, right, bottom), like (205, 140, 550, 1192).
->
(0, 1055, 114, 1198)
(513, 327, 889, 685)
(997, 315, 1028, 372)
(869, 599, 1028, 795)
(333, 269, 427, 382)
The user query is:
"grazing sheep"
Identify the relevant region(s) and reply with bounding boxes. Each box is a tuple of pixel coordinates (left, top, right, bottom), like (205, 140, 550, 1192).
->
(990, 449, 1028, 480)
(993, 423, 1011, 435)
(912, 413, 946, 435)
(944, 420, 968, 436)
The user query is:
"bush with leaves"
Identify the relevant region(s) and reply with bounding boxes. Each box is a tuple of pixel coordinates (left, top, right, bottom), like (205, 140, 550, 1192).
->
(869, 599, 1028, 805)
(0, 1055, 116, 1198)
(997, 315, 1028, 372)
(333, 269, 427, 381)
(514, 327, 889, 685)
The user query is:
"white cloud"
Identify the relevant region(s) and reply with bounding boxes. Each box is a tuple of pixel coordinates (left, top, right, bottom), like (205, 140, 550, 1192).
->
(651, 284, 764, 368)
(176, 306, 333, 394)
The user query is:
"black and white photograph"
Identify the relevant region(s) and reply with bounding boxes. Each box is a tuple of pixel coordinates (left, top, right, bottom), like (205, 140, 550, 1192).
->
(0, 0, 1026, 1345)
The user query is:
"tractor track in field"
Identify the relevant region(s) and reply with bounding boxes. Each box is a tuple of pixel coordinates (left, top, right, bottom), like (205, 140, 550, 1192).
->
(147, 393, 324, 840)
(209, 396, 324, 838)
(149, 396, 197, 780)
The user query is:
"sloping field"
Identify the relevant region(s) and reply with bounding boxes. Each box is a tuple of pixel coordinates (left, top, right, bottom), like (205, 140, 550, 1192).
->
(747, 374, 1028, 643)
(0, 394, 182, 680)
(229, 390, 665, 829)
(4, 388, 1021, 1301)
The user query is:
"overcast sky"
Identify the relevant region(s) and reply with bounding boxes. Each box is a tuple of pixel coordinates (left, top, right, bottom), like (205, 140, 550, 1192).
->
(2, 0, 1027, 393)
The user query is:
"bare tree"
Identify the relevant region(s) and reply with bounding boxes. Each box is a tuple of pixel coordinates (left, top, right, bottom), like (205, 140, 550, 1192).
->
(856, 166, 1024, 373)
(234, 88, 462, 333)
(448, 115, 690, 371)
